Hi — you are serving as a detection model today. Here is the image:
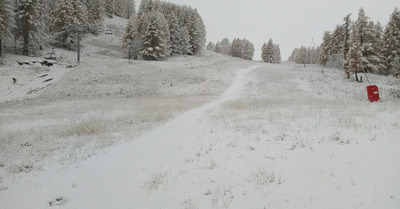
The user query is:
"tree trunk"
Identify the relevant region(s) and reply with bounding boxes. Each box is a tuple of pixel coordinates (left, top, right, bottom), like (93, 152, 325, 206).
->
(63, 32, 68, 48)
(355, 72, 359, 82)
(23, 16, 29, 55)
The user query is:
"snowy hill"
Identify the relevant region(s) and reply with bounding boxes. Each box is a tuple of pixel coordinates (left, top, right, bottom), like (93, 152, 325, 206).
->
(1, 17, 400, 209)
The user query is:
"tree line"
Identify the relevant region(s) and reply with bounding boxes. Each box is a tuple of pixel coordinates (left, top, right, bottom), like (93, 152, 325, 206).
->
(122, 0, 206, 61)
(0, 0, 206, 61)
(206, 38, 255, 60)
(207, 38, 281, 63)
(288, 46, 319, 65)
(0, 0, 136, 56)
(318, 8, 400, 81)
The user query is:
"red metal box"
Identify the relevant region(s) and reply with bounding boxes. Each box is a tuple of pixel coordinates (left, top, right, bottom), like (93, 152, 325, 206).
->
(367, 85, 380, 102)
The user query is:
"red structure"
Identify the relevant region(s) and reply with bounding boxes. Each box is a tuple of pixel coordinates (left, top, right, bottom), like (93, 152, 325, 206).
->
(367, 85, 380, 102)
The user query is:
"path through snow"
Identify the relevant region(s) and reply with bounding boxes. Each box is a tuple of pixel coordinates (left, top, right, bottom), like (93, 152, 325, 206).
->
(0, 65, 260, 209)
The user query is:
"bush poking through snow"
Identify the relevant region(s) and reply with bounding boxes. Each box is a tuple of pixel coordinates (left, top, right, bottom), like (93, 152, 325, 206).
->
(251, 167, 275, 186)
(183, 198, 199, 209)
(144, 173, 168, 193)
(9, 164, 34, 174)
(61, 119, 106, 137)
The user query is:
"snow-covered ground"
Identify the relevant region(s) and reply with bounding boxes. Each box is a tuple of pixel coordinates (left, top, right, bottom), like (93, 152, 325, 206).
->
(1, 17, 400, 209)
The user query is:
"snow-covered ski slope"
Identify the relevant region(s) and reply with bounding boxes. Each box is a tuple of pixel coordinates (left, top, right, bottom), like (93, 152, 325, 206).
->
(1, 17, 400, 209)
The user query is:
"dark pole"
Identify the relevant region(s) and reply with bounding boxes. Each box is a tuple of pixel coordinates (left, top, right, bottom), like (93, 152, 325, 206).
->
(77, 28, 81, 63)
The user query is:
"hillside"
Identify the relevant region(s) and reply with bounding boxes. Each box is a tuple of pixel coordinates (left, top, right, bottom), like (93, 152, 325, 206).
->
(1, 16, 400, 209)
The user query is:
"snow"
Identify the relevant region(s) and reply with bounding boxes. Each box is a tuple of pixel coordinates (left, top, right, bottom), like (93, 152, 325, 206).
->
(1, 17, 400, 209)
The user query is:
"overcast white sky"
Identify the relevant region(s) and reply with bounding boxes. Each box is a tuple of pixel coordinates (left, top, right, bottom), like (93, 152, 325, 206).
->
(153, 0, 398, 60)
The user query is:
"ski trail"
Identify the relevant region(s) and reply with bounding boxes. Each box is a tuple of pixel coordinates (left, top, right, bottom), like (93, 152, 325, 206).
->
(0, 65, 259, 209)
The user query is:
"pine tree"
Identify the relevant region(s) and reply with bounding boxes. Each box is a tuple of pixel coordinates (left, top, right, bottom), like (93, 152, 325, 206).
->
(114, 0, 124, 17)
(355, 8, 385, 74)
(141, 9, 169, 60)
(166, 11, 181, 55)
(122, 15, 141, 59)
(88, 0, 104, 34)
(137, 0, 149, 17)
(356, 8, 369, 47)
(186, 8, 206, 55)
(51, 0, 77, 49)
(215, 38, 231, 55)
(343, 14, 352, 71)
(261, 39, 276, 63)
(105, 0, 115, 17)
(346, 25, 364, 82)
(176, 21, 191, 55)
(206, 41, 215, 51)
(274, 44, 281, 63)
(261, 42, 267, 62)
(331, 25, 345, 55)
(230, 38, 242, 58)
(16, 0, 46, 55)
(125, 0, 136, 19)
(383, 8, 400, 75)
(71, 0, 87, 26)
(363, 21, 385, 74)
(319, 31, 332, 65)
(242, 39, 255, 60)
(0, 0, 15, 56)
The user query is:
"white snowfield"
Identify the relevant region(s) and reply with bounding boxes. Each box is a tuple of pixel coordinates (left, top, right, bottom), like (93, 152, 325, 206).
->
(1, 55, 400, 209)
(1, 17, 400, 209)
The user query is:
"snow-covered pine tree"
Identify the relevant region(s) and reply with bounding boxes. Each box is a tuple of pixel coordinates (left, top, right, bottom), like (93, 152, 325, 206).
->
(15, 0, 46, 55)
(311, 47, 320, 64)
(88, 0, 104, 34)
(40, 0, 52, 42)
(363, 21, 385, 74)
(230, 38, 242, 58)
(137, 0, 149, 17)
(71, 0, 87, 26)
(125, 0, 136, 19)
(295, 46, 308, 64)
(137, 8, 149, 36)
(327, 25, 346, 68)
(114, 0, 124, 17)
(160, 10, 171, 56)
(141, 9, 169, 60)
(355, 8, 383, 73)
(242, 39, 255, 60)
(261, 39, 275, 63)
(105, 0, 115, 17)
(51, 0, 77, 49)
(343, 14, 352, 71)
(274, 44, 281, 63)
(206, 41, 215, 51)
(356, 8, 368, 47)
(261, 42, 267, 62)
(330, 25, 345, 56)
(0, 0, 15, 56)
(176, 20, 191, 55)
(166, 11, 181, 55)
(318, 31, 332, 66)
(383, 8, 400, 75)
(215, 38, 231, 55)
(186, 8, 206, 55)
(345, 25, 364, 82)
(122, 14, 141, 59)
